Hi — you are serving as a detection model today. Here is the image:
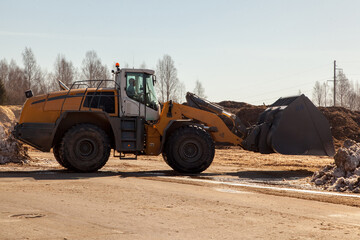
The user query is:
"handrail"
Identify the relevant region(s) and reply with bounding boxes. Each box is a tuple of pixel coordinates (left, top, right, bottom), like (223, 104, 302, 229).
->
(59, 79, 120, 115)
(70, 79, 120, 90)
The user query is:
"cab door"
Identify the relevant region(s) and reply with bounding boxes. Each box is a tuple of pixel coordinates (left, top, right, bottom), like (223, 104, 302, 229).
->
(122, 72, 159, 121)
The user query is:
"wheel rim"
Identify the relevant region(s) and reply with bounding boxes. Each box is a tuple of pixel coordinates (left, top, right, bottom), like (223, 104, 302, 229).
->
(183, 142, 198, 158)
(76, 138, 96, 158)
(179, 140, 202, 163)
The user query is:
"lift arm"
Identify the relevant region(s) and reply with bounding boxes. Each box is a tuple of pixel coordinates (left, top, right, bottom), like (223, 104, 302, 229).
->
(154, 101, 243, 145)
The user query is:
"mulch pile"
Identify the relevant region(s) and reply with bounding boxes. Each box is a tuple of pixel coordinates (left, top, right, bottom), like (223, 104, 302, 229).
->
(0, 106, 29, 164)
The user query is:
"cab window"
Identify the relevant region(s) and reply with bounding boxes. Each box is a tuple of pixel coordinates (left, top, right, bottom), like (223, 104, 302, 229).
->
(126, 73, 144, 101)
(126, 73, 158, 111)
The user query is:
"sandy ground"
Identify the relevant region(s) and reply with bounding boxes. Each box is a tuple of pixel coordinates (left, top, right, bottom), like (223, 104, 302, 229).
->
(1, 148, 360, 239)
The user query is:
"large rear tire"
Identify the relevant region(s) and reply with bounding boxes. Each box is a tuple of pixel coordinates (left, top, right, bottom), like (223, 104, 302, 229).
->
(53, 143, 73, 169)
(163, 125, 215, 173)
(60, 124, 111, 172)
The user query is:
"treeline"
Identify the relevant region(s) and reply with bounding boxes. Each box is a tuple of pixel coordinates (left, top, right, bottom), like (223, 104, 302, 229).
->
(0, 48, 207, 105)
(154, 55, 206, 103)
(312, 70, 360, 110)
(0, 47, 110, 105)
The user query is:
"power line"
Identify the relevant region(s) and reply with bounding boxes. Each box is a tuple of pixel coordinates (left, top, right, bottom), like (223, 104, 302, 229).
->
(248, 87, 314, 105)
(242, 78, 326, 102)
(232, 61, 360, 105)
(234, 63, 331, 91)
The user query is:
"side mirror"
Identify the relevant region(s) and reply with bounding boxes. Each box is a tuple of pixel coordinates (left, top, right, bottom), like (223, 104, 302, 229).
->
(152, 75, 157, 85)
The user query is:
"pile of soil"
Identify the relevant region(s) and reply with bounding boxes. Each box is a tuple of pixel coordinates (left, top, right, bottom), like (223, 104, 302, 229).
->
(217, 101, 266, 127)
(235, 107, 267, 127)
(311, 140, 360, 193)
(0, 105, 29, 164)
(217, 101, 252, 110)
(319, 107, 360, 148)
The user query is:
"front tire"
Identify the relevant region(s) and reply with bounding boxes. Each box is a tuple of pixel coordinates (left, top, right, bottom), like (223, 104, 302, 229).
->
(164, 125, 215, 173)
(60, 124, 111, 172)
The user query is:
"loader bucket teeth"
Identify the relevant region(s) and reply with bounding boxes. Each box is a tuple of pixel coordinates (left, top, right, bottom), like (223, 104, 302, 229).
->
(242, 95, 335, 157)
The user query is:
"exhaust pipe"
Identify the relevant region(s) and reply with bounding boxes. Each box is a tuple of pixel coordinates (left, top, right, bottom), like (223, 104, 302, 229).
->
(58, 80, 69, 91)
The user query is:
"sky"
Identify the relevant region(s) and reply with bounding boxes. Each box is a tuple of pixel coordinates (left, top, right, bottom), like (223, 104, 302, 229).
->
(1, 0, 360, 105)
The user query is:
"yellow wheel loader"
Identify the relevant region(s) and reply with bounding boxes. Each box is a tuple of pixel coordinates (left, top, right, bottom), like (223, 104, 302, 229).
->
(13, 64, 335, 173)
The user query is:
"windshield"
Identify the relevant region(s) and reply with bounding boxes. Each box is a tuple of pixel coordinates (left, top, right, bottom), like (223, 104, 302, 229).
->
(126, 73, 158, 111)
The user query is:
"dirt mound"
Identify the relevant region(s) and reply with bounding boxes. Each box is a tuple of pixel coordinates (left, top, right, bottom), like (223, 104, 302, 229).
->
(319, 107, 360, 148)
(0, 106, 17, 129)
(311, 140, 360, 193)
(235, 106, 266, 127)
(217, 101, 252, 110)
(0, 105, 29, 164)
(217, 101, 266, 127)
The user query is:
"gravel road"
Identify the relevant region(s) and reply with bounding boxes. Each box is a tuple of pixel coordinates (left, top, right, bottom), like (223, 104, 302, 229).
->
(1, 150, 360, 239)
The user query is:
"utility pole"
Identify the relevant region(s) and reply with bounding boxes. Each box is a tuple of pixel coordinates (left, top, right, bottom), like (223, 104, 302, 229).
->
(333, 60, 336, 106)
(324, 83, 327, 107)
(328, 60, 342, 107)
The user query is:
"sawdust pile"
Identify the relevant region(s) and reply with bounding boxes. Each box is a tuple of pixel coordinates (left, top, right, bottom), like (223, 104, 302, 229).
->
(311, 140, 360, 193)
(0, 105, 29, 164)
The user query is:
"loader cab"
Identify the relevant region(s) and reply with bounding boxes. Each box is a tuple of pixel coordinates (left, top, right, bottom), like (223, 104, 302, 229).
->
(115, 67, 160, 121)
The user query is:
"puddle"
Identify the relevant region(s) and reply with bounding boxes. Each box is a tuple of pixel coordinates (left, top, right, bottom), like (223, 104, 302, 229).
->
(159, 176, 360, 199)
(214, 188, 252, 194)
(10, 213, 45, 219)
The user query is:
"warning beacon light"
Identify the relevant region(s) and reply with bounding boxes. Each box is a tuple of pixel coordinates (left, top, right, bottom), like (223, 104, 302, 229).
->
(114, 62, 120, 72)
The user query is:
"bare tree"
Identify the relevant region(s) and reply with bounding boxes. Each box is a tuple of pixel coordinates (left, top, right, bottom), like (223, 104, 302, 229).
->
(173, 81, 186, 103)
(21, 47, 49, 95)
(0, 59, 8, 84)
(139, 61, 147, 69)
(53, 54, 77, 89)
(156, 54, 179, 102)
(312, 81, 324, 106)
(0, 59, 7, 104)
(0, 79, 5, 105)
(22, 47, 39, 90)
(6, 60, 27, 104)
(193, 79, 207, 99)
(347, 89, 357, 110)
(336, 71, 350, 107)
(81, 50, 110, 87)
(354, 81, 360, 111)
(39, 68, 52, 94)
(323, 82, 330, 107)
(342, 80, 360, 110)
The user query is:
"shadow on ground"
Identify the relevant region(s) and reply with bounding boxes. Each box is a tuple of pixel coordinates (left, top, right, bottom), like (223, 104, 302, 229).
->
(0, 169, 314, 181)
(0, 169, 176, 180)
(224, 170, 314, 180)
